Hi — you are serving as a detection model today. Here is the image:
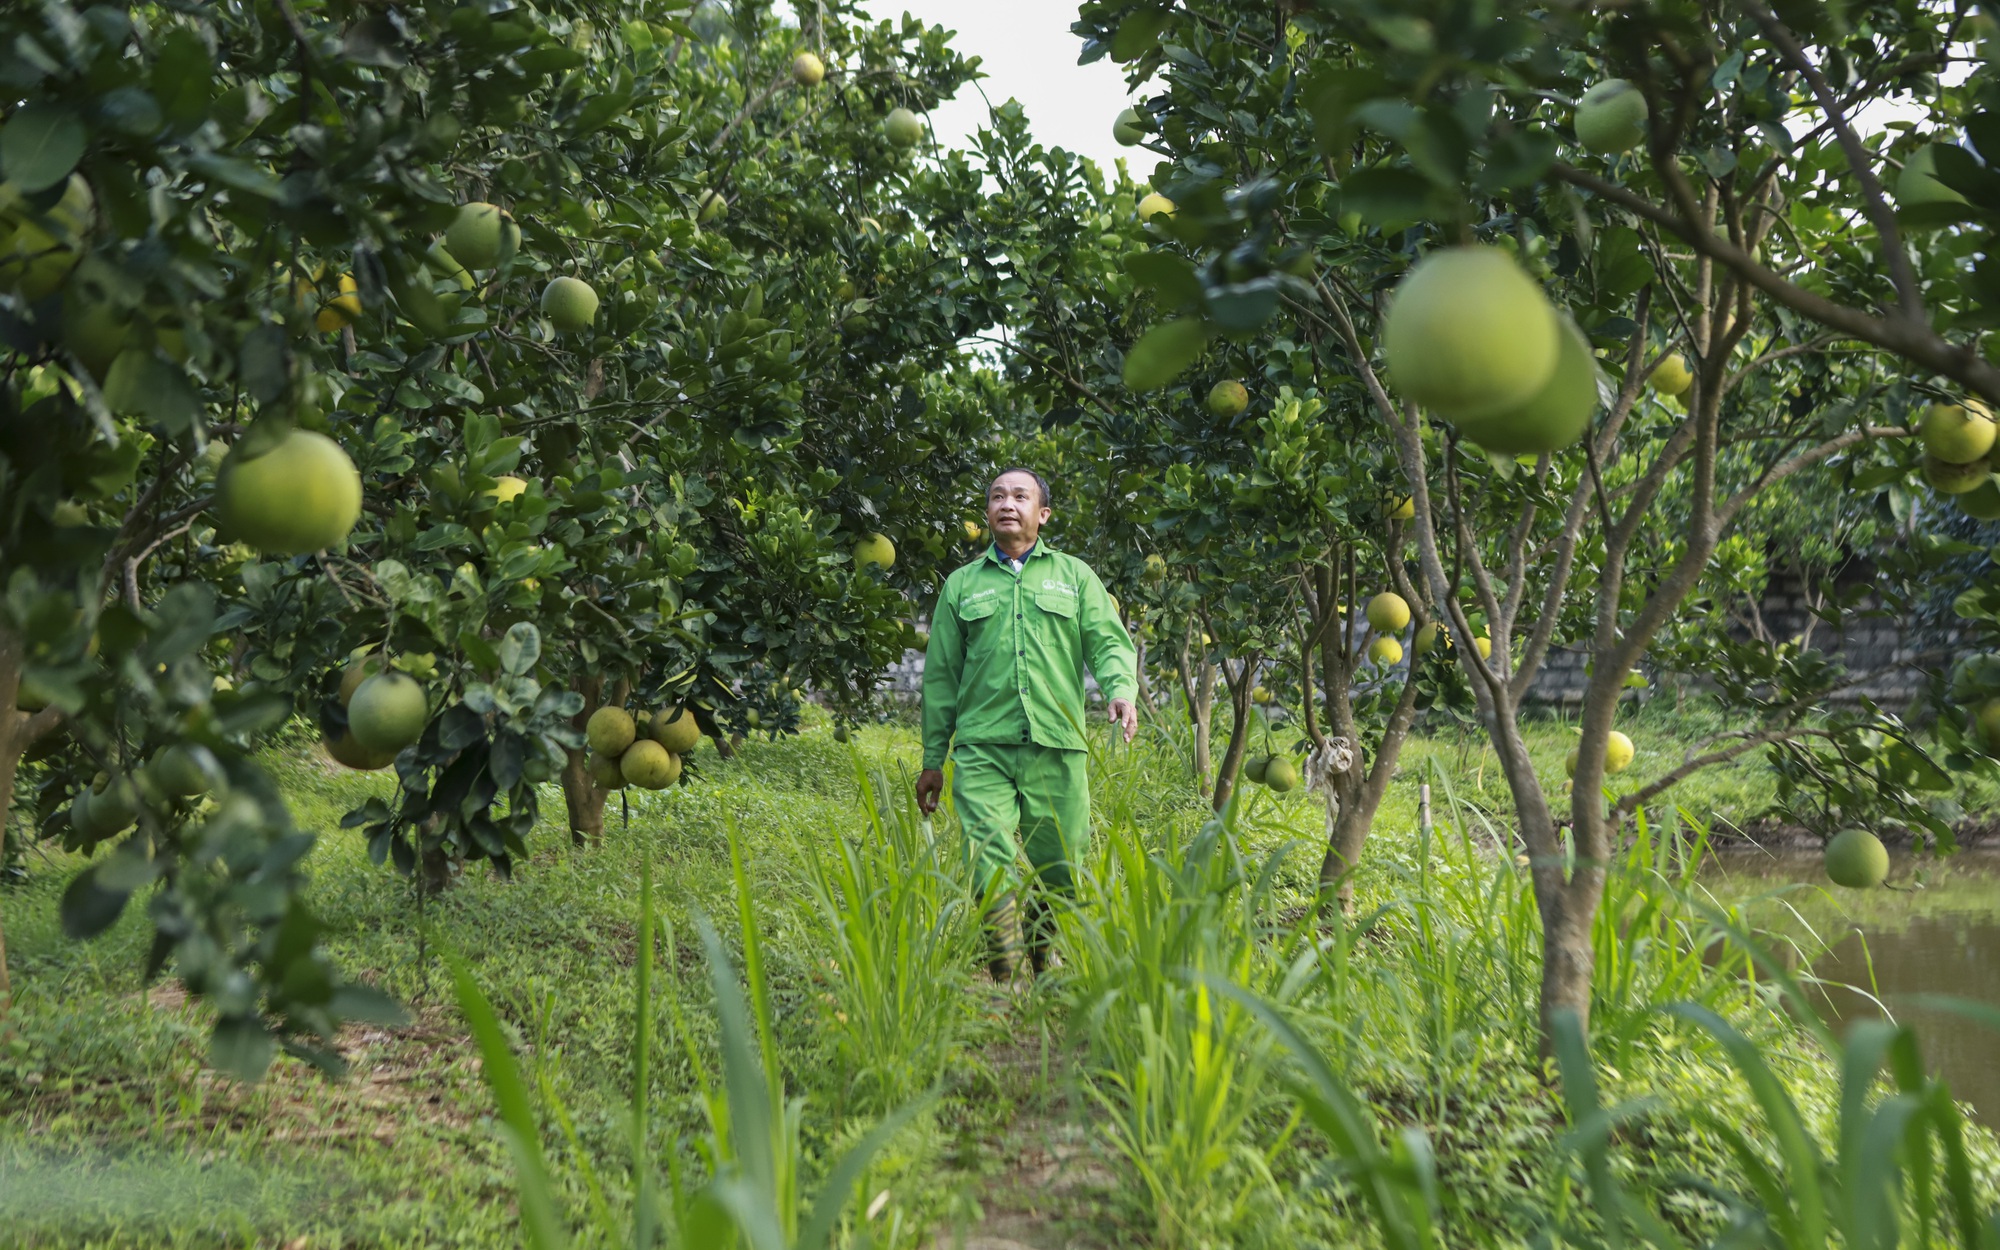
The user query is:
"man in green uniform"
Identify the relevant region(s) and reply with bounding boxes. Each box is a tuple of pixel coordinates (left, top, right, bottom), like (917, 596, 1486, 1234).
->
(916, 467, 1138, 982)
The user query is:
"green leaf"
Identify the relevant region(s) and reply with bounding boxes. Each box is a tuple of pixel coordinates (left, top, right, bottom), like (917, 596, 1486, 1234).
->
(1110, 8, 1172, 62)
(1122, 317, 1214, 392)
(1338, 167, 1437, 230)
(498, 623, 542, 677)
(59, 865, 131, 938)
(1, 102, 85, 193)
(1124, 252, 1203, 309)
(209, 1016, 277, 1083)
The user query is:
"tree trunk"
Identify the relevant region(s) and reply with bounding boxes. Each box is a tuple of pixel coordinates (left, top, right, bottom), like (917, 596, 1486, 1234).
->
(1211, 663, 1255, 812)
(0, 629, 62, 1029)
(563, 675, 626, 848)
(1316, 770, 1369, 909)
(1538, 877, 1598, 1042)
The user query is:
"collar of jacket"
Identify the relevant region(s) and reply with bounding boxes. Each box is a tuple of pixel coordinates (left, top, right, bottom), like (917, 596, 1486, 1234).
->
(985, 539, 1055, 567)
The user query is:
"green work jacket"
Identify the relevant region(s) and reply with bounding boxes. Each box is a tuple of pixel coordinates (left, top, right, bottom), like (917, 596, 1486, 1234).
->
(921, 540, 1137, 770)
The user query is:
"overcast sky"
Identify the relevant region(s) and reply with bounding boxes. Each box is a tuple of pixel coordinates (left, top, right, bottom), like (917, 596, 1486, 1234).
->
(884, 0, 1143, 185)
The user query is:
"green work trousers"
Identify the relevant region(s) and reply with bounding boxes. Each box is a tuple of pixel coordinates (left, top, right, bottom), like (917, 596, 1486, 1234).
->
(950, 742, 1090, 894)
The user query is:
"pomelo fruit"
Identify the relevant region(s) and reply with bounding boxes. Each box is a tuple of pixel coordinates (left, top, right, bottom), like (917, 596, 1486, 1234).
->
(1605, 730, 1635, 774)
(589, 752, 627, 790)
(1366, 592, 1411, 633)
(1369, 636, 1404, 666)
(1263, 757, 1299, 793)
(1924, 455, 1992, 495)
(913, 628, 930, 652)
(1251, 685, 1272, 704)
(1451, 314, 1599, 454)
(1564, 747, 1580, 777)
(1207, 379, 1248, 418)
(1390, 496, 1415, 520)
(586, 706, 637, 757)
(1959, 480, 2000, 521)
(621, 738, 681, 789)
(1414, 622, 1441, 655)
(1897, 145, 1968, 209)
(832, 724, 851, 743)
(216, 429, 363, 555)
(1137, 192, 1176, 222)
(428, 242, 476, 291)
(445, 202, 516, 269)
(326, 732, 398, 771)
(649, 707, 702, 755)
(1243, 754, 1270, 784)
(339, 652, 383, 705)
(347, 671, 428, 754)
(1113, 107, 1147, 146)
(792, 51, 825, 86)
(696, 190, 728, 224)
(854, 532, 895, 569)
(540, 276, 599, 333)
(1824, 828, 1889, 889)
(1920, 399, 1995, 464)
(1574, 79, 1648, 154)
(1648, 352, 1693, 396)
(75, 774, 139, 841)
(1381, 246, 1559, 423)
(1975, 698, 2000, 754)
(965, 519, 985, 543)
(1474, 636, 1493, 659)
(146, 744, 210, 798)
(1144, 553, 1167, 580)
(315, 274, 361, 333)
(61, 279, 131, 380)
(885, 107, 924, 147)
(487, 475, 528, 505)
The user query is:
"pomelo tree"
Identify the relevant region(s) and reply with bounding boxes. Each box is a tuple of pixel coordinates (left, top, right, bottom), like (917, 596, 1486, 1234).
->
(1070, 0, 1984, 1045)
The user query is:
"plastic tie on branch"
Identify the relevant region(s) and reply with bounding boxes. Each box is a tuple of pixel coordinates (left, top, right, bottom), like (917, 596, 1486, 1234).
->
(1305, 738, 1356, 793)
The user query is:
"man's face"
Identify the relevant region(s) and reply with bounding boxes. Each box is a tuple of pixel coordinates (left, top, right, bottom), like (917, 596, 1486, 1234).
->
(987, 471, 1050, 544)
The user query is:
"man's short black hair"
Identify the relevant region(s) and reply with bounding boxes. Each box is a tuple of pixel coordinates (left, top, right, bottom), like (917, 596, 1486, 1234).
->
(990, 466, 1052, 509)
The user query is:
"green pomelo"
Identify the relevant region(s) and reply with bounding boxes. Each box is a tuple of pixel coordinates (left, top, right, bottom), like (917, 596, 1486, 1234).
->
(347, 671, 428, 754)
(1574, 79, 1648, 154)
(1366, 591, 1411, 633)
(445, 202, 514, 269)
(621, 739, 682, 789)
(1263, 757, 1299, 793)
(61, 281, 131, 380)
(541, 276, 599, 333)
(339, 653, 383, 706)
(1381, 246, 1560, 422)
(1648, 353, 1693, 396)
(1451, 315, 1600, 454)
(1920, 401, 1996, 464)
(792, 52, 825, 86)
(1414, 622, 1441, 655)
(1824, 828, 1890, 889)
(1242, 754, 1270, 785)
(217, 430, 363, 555)
(649, 707, 702, 755)
(146, 744, 210, 798)
(1206, 379, 1248, 418)
(1113, 107, 1146, 146)
(589, 752, 628, 790)
(587, 706, 637, 757)
(1924, 455, 1992, 495)
(74, 775, 138, 842)
(325, 733, 398, 771)
(697, 190, 728, 223)
(885, 107, 924, 148)
(854, 532, 896, 569)
(1976, 698, 2000, 754)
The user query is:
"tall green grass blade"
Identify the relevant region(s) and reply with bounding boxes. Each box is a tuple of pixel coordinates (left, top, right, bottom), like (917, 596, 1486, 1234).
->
(447, 951, 570, 1250)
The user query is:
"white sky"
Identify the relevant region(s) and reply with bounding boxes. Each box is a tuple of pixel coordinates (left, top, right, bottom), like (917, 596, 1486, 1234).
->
(884, 1, 1144, 186)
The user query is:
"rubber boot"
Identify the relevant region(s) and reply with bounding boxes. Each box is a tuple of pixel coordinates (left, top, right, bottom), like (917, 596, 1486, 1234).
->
(983, 895, 1023, 985)
(1024, 891, 1063, 978)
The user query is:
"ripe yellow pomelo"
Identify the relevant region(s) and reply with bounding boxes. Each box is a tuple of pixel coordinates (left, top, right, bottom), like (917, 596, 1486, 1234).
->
(1605, 730, 1635, 774)
(649, 707, 702, 755)
(621, 739, 681, 789)
(1137, 192, 1175, 222)
(589, 752, 627, 789)
(1368, 636, 1403, 666)
(1451, 314, 1599, 454)
(792, 51, 825, 86)
(1648, 352, 1693, 396)
(445, 202, 516, 269)
(217, 429, 363, 555)
(587, 706, 637, 757)
(1897, 145, 1968, 209)
(1251, 685, 1271, 704)
(854, 532, 895, 569)
(1113, 108, 1146, 146)
(1924, 455, 1992, 495)
(315, 274, 361, 333)
(1207, 379, 1248, 418)
(964, 519, 984, 542)
(1390, 496, 1415, 520)
(885, 107, 924, 147)
(1381, 246, 1559, 422)
(1366, 592, 1411, 633)
(1263, 757, 1299, 793)
(1824, 828, 1889, 889)
(348, 671, 428, 753)
(326, 732, 398, 771)
(540, 276, 598, 333)
(1920, 400, 1996, 464)
(1574, 79, 1648, 154)
(487, 475, 528, 505)
(1474, 636, 1493, 659)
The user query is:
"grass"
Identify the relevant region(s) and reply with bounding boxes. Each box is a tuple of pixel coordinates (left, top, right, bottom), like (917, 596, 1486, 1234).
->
(1, 700, 1996, 1247)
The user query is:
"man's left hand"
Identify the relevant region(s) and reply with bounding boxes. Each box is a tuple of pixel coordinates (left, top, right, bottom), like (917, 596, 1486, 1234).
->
(1108, 697, 1137, 743)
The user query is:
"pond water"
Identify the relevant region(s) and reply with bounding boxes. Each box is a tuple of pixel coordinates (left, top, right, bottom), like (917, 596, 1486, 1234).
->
(1705, 849, 2000, 1126)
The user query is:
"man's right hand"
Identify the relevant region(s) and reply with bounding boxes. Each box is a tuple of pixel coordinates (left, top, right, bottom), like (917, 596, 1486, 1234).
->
(915, 767, 944, 815)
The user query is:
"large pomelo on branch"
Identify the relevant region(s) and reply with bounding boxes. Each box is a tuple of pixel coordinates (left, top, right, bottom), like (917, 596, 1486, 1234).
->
(1136, 192, 1176, 223)
(854, 532, 896, 570)
(649, 707, 702, 755)
(1920, 400, 1995, 464)
(445, 202, 517, 269)
(1924, 455, 1992, 495)
(792, 51, 825, 86)
(347, 672, 428, 754)
(1381, 246, 1560, 422)
(325, 732, 398, 771)
(216, 429, 363, 555)
(621, 739, 682, 789)
(1243, 755, 1270, 784)
(1574, 80, 1648, 154)
(1366, 592, 1410, 633)
(1647, 353, 1693, 396)
(1824, 828, 1889, 889)
(1206, 379, 1248, 418)
(589, 753, 627, 790)
(586, 706, 637, 757)
(1368, 636, 1403, 666)
(1451, 315, 1600, 454)
(1604, 730, 1635, 774)
(1113, 107, 1147, 146)
(884, 107, 924, 148)
(1263, 757, 1299, 793)
(540, 277, 599, 333)
(145, 744, 210, 799)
